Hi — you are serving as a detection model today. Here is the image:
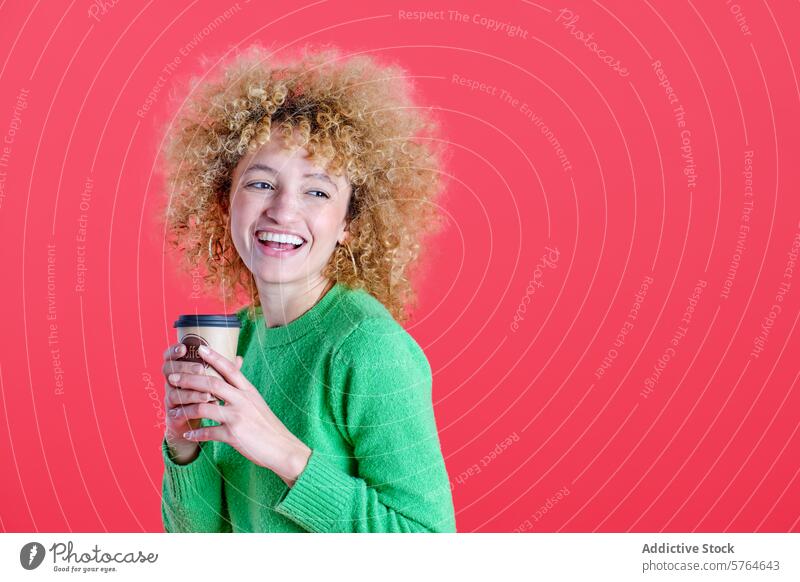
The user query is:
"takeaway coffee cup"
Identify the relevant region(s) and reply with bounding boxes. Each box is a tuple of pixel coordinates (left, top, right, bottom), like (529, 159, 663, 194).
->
(173, 314, 241, 380)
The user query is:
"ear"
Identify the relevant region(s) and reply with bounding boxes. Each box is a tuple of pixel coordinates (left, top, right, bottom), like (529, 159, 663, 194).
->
(339, 190, 354, 245)
(218, 192, 231, 220)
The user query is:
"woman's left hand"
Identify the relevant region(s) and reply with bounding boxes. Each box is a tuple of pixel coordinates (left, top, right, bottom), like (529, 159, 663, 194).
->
(166, 345, 311, 487)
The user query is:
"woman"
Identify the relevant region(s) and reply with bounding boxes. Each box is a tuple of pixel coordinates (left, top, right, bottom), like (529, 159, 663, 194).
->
(158, 45, 455, 533)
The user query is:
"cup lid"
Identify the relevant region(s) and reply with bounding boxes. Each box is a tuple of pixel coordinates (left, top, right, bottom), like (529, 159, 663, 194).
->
(173, 314, 242, 328)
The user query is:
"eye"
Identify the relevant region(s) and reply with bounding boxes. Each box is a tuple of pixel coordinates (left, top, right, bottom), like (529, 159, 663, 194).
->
(309, 190, 330, 199)
(246, 181, 274, 190)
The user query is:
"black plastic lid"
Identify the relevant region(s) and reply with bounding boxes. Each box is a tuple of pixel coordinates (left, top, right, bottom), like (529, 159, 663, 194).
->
(173, 314, 241, 328)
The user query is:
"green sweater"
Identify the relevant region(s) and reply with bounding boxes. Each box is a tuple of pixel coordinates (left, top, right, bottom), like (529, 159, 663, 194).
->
(161, 282, 456, 533)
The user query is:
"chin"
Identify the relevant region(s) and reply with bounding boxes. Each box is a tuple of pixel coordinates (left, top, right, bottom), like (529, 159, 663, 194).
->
(252, 265, 321, 285)
(254, 268, 302, 283)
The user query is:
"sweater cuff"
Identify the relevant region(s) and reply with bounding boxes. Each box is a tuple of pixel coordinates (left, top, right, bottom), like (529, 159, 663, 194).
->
(161, 437, 220, 500)
(273, 449, 355, 533)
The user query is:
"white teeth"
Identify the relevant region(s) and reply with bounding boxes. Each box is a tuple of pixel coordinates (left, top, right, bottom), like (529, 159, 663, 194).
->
(256, 231, 305, 245)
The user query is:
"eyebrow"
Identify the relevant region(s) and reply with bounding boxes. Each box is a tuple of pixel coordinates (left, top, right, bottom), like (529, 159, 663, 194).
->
(242, 163, 339, 193)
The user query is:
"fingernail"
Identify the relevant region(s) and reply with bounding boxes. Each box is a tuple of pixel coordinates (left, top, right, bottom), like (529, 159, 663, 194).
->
(197, 345, 209, 355)
(183, 431, 193, 439)
(168, 373, 180, 383)
(175, 344, 184, 354)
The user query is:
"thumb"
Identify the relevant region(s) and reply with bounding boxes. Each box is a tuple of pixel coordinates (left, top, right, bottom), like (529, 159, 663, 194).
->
(236, 355, 243, 370)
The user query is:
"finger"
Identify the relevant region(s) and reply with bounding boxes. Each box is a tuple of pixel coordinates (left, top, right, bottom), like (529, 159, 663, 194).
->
(235, 356, 243, 370)
(167, 388, 218, 408)
(167, 372, 240, 404)
(162, 360, 206, 379)
(182, 424, 229, 443)
(168, 402, 230, 424)
(197, 345, 249, 391)
(163, 343, 187, 361)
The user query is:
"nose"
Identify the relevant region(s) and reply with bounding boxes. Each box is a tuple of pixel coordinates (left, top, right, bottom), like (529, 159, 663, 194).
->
(263, 187, 300, 224)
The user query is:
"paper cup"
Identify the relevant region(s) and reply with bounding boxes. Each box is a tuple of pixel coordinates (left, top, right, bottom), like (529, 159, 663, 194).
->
(173, 314, 241, 380)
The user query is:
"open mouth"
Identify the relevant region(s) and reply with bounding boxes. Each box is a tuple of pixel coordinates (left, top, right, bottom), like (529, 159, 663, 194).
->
(254, 230, 307, 253)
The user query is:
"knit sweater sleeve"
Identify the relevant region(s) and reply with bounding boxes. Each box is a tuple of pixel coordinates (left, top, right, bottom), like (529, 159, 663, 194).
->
(161, 418, 232, 533)
(273, 317, 457, 533)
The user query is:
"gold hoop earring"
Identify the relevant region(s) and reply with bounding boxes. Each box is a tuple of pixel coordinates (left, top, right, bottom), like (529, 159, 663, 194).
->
(208, 233, 229, 264)
(343, 241, 358, 277)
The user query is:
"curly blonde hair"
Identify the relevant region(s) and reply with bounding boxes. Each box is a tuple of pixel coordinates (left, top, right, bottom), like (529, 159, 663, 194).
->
(158, 44, 448, 324)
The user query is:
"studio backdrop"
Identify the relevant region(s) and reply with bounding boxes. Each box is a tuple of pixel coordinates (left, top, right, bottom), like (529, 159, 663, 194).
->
(1, 0, 799, 532)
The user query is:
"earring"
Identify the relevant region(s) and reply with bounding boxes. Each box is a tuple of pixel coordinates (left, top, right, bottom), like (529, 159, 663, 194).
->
(208, 233, 229, 263)
(342, 240, 358, 277)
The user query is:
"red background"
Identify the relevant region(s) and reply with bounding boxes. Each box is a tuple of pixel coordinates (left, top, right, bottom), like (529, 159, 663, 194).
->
(1, 0, 799, 532)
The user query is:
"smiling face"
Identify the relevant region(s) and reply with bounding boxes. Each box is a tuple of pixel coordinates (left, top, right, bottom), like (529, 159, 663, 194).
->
(228, 129, 352, 289)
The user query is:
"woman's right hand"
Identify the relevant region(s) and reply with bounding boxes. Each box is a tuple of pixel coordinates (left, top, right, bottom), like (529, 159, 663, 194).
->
(162, 342, 218, 464)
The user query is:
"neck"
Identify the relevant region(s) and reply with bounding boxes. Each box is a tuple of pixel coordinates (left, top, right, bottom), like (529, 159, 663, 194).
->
(256, 276, 334, 328)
